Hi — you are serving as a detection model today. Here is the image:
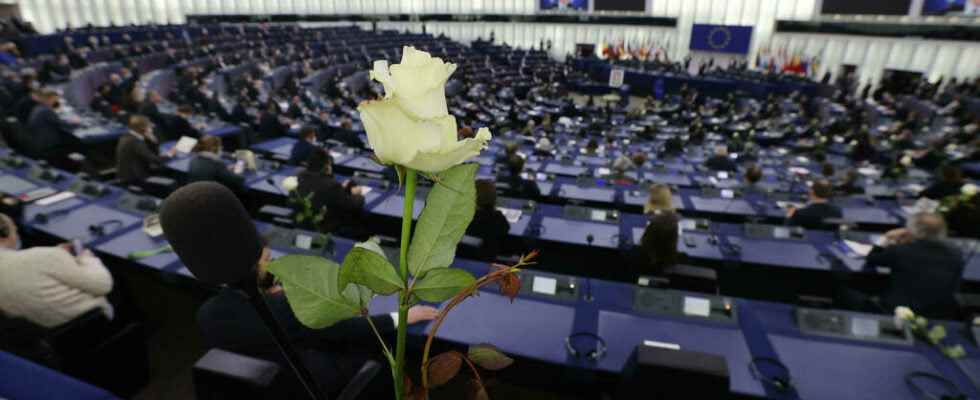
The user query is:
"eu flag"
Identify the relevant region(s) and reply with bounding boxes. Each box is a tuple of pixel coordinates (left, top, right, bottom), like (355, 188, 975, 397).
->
(689, 24, 753, 54)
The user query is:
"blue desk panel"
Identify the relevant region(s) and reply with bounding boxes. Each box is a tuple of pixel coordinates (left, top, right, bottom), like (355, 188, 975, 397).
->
(596, 311, 764, 396)
(690, 197, 757, 215)
(96, 227, 179, 270)
(545, 163, 587, 177)
(0, 174, 40, 195)
(371, 194, 424, 219)
(342, 156, 386, 173)
(30, 203, 141, 244)
(558, 184, 615, 203)
(729, 238, 826, 270)
(769, 335, 948, 400)
(539, 217, 619, 249)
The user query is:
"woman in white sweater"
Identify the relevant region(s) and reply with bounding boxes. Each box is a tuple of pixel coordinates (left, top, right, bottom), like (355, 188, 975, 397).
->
(0, 214, 114, 328)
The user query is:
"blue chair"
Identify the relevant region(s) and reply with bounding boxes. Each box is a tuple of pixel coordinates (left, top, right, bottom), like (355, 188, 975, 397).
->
(0, 351, 120, 400)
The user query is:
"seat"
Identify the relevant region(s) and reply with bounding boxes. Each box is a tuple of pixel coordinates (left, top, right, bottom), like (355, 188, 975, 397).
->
(0, 309, 149, 398)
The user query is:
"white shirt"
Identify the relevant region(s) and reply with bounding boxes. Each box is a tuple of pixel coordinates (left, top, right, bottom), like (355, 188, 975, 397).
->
(0, 247, 113, 328)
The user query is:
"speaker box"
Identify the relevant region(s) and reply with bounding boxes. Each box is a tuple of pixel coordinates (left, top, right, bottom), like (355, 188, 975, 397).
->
(616, 345, 730, 399)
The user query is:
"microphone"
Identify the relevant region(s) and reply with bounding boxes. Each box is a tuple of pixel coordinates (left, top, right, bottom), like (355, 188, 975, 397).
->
(33, 208, 74, 224)
(583, 233, 595, 303)
(159, 182, 324, 400)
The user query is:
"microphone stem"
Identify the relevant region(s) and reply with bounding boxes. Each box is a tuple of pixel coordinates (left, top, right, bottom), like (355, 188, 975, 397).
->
(242, 284, 326, 400)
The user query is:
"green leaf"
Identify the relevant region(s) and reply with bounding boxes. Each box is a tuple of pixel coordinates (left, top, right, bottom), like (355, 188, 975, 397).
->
(927, 325, 947, 345)
(268, 255, 370, 329)
(467, 343, 513, 371)
(395, 164, 407, 189)
(339, 247, 404, 295)
(412, 268, 475, 302)
(942, 345, 966, 359)
(407, 163, 478, 276)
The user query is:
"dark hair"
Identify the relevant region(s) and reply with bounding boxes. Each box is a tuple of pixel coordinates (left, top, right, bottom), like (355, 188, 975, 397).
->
(941, 165, 963, 184)
(507, 155, 525, 176)
(475, 180, 497, 210)
(299, 125, 316, 139)
(821, 162, 835, 178)
(812, 179, 834, 199)
(192, 135, 221, 153)
(640, 211, 680, 271)
(177, 104, 194, 115)
(745, 163, 762, 184)
(306, 147, 333, 173)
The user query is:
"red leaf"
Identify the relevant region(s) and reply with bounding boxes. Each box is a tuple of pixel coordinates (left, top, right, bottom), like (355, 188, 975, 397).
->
(405, 376, 427, 400)
(468, 378, 490, 400)
(497, 272, 521, 302)
(468, 344, 514, 371)
(427, 351, 464, 388)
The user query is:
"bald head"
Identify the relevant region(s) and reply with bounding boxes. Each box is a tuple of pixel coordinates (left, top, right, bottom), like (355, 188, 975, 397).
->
(908, 213, 947, 241)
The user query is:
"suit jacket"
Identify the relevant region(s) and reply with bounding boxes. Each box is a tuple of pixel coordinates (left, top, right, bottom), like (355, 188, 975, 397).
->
(196, 288, 394, 397)
(288, 140, 315, 166)
(115, 134, 164, 185)
(258, 112, 288, 139)
(704, 155, 737, 172)
(139, 102, 165, 128)
(500, 174, 541, 199)
(866, 240, 964, 319)
(170, 115, 201, 140)
(296, 171, 365, 233)
(921, 181, 963, 200)
(187, 154, 245, 194)
(466, 207, 510, 260)
(26, 105, 72, 157)
(788, 202, 843, 229)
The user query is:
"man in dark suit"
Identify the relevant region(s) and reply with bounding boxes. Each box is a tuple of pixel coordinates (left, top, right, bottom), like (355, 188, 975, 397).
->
(741, 163, 765, 193)
(296, 148, 368, 236)
(115, 115, 175, 185)
(258, 102, 288, 140)
(500, 155, 541, 199)
(837, 213, 964, 319)
(286, 95, 304, 119)
(787, 179, 843, 229)
(187, 135, 245, 195)
(920, 165, 964, 200)
(289, 126, 318, 166)
(139, 90, 166, 129)
(170, 105, 202, 140)
(704, 145, 737, 172)
(25, 89, 76, 159)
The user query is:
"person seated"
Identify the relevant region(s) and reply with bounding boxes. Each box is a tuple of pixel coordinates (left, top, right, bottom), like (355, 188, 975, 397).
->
(258, 101, 288, 139)
(661, 136, 684, 157)
(495, 142, 518, 165)
(820, 162, 836, 180)
(331, 118, 363, 149)
(837, 213, 963, 319)
(197, 241, 439, 399)
(500, 155, 541, 199)
(187, 135, 246, 195)
(625, 210, 682, 279)
(643, 184, 674, 215)
(533, 137, 554, 157)
(296, 149, 367, 236)
(584, 139, 599, 155)
(170, 104, 202, 140)
(850, 132, 877, 163)
(704, 145, 737, 172)
(0, 213, 114, 328)
(465, 180, 510, 260)
(139, 90, 166, 129)
(920, 165, 965, 200)
(787, 179, 842, 229)
(837, 169, 865, 196)
(287, 95, 305, 119)
(116, 115, 174, 186)
(741, 163, 765, 193)
(26, 89, 76, 159)
(289, 126, 318, 166)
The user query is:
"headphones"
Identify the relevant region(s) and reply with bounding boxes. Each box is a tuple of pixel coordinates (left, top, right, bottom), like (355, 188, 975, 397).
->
(565, 332, 607, 362)
(749, 357, 795, 393)
(905, 372, 966, 400)
(89, 219, 124, 237)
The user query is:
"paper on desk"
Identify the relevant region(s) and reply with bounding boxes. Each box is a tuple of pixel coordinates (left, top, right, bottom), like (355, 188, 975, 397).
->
(721, 189, 735, 199)
(717, 171, 729, 180)
(844, 240, 873, 257)
(532, 276, 557, 295)
(174, 136, 198, 154)
(857, 167, 881, 176)
(788, 167, 810, 175)
(683, 296, 711, 317)
(904, 183, 925, 193)
(35, 191, 74, 206)
(596, 167, 611, 176)
(591, 209, 607, 221)
(497, 207, 522, 224)
(776, 201, 803, 209)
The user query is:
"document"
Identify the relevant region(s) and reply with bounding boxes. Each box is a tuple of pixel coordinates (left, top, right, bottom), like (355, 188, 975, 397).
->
(174, 136, 198, 154)
(532, 276, 557, 295)
(683, 296, 712, 317)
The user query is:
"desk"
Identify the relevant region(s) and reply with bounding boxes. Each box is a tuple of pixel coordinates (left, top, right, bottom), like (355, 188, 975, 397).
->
(538, 217, 619, 249)
(96, 226, 179, 271)
(28, 202, 141, 245)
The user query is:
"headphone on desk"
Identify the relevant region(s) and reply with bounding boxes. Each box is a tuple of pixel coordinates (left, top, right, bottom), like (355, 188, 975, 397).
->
(565, 332, 607, 362)
(89, 219, 124, 237)
(905, 372, 966, 400)
(749, 357, 795, 393)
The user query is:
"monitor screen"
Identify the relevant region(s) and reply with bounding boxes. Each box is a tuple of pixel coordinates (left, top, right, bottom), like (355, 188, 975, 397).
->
(821, 0, 912, 15)
(539, 0, 588, 11)
(923, 0, 980, 15)
(594, 0, 647, 12)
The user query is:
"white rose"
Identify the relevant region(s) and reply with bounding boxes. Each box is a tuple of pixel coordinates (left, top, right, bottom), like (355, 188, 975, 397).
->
(900, 155, 912, 167)
(280, 176, 298, 192)
(963, 183, 978, 197)
(370, 46, 457, 120)
(894, 306, 915, 328)
(849, 140, 858, 146)
(358, 99, 491, 173)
